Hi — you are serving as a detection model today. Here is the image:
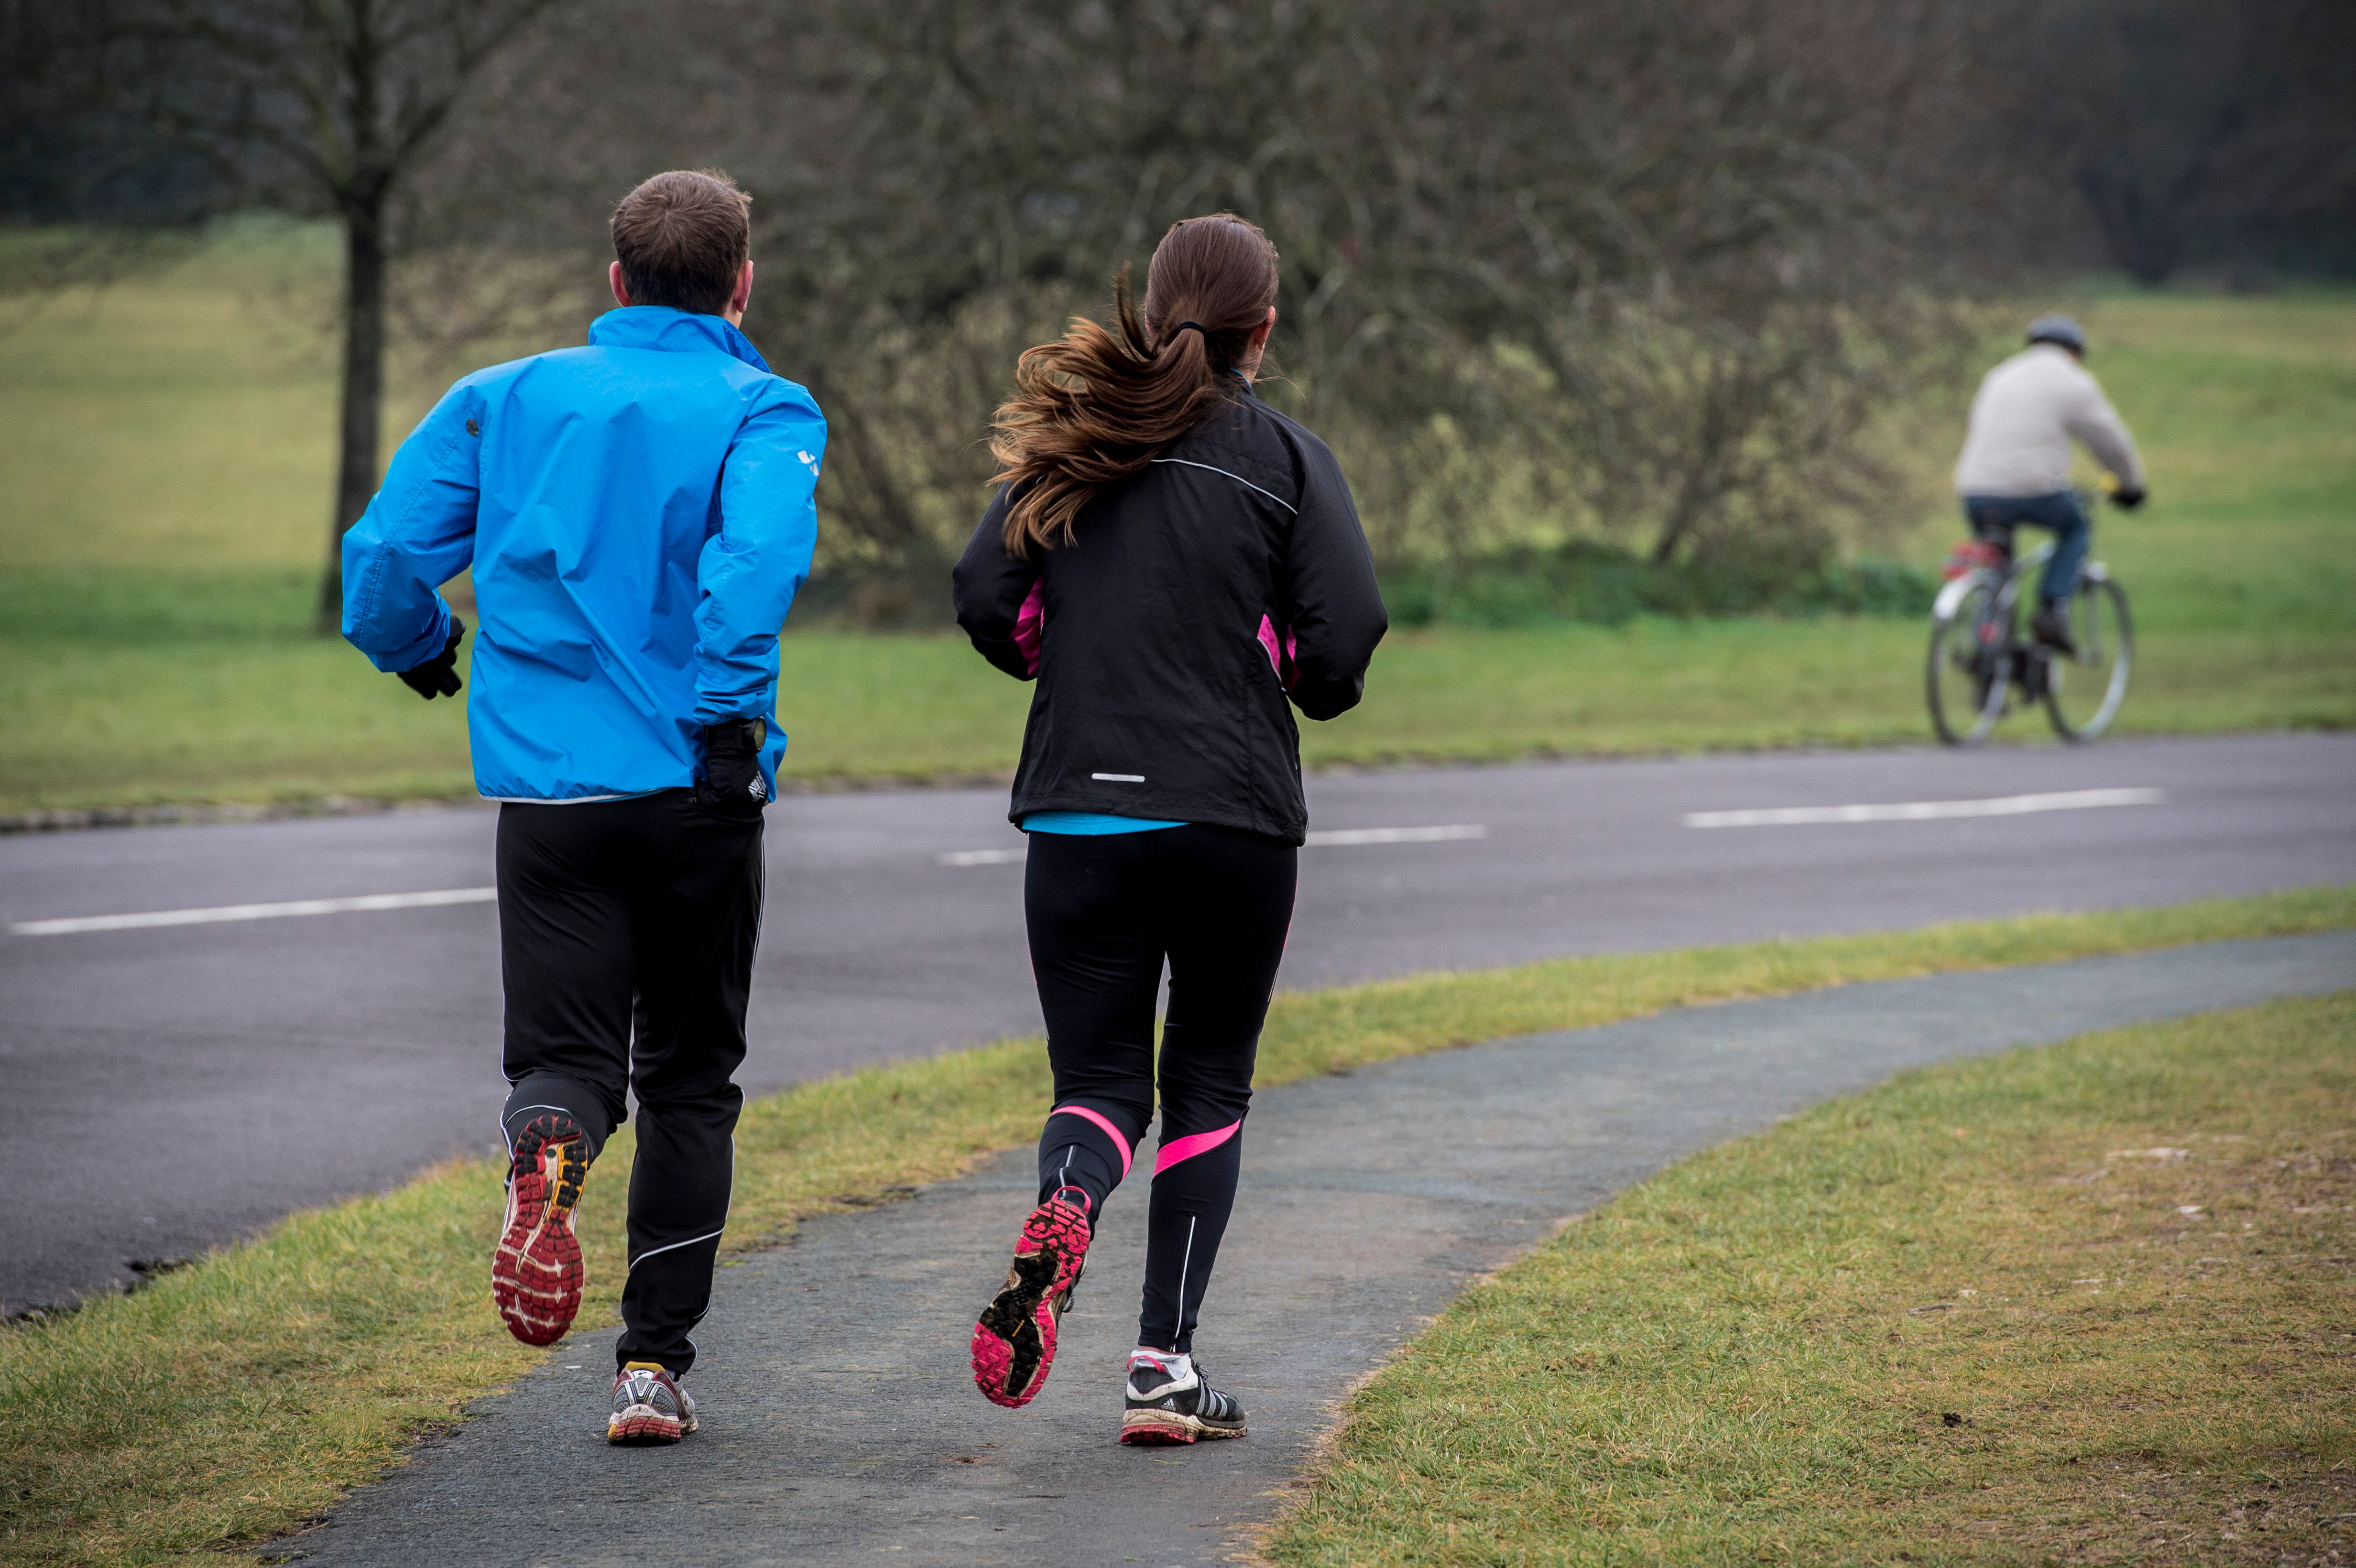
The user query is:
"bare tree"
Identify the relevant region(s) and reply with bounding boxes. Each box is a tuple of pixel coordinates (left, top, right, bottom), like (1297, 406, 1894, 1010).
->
(11, 0, 2147, 615)
(1985, 0, 2356, 284)
(715, 0, 1984, 594)
(63, 0, 564, 627)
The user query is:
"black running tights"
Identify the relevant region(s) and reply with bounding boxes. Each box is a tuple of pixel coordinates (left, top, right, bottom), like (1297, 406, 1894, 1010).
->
(1024, 825, 1297, 1354)
(495, 790, 764, 1375)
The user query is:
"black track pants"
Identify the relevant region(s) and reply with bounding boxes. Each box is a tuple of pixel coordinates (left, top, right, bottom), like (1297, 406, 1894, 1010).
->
(495, 790, 764, 1375)
(1024, 825, 1297, 1354)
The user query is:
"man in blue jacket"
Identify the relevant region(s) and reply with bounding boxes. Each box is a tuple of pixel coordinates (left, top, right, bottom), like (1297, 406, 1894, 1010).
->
(342, 169, 824, 1445)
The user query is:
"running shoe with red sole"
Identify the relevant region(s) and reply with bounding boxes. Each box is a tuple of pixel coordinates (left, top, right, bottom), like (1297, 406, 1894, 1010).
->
(609, 1361, 697, 1445)
(492, 1113, 589, 1346)
(971, 1195, 1091, 1408)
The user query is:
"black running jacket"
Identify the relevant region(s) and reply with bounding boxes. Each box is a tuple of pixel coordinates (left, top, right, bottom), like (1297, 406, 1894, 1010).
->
(951, 386, 1387, 845)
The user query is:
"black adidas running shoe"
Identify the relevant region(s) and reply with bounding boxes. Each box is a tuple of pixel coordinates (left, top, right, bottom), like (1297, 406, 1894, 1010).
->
(1119, 1349, 1246, 1446)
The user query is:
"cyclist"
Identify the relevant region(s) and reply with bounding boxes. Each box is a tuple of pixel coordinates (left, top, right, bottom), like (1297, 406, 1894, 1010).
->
(1952, 314, 2146, 654)
(952, 213, 1386, 1445)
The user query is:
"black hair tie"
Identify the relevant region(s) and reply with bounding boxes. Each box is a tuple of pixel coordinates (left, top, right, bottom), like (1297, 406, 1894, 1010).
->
(1169, 321, 1209, 342)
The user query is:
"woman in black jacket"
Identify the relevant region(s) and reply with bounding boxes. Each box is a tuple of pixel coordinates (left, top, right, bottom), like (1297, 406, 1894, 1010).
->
(954, 213, 1386, 1446)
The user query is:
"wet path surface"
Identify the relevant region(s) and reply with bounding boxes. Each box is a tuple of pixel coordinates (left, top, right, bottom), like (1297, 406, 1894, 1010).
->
(281, 931, 2354, 1567)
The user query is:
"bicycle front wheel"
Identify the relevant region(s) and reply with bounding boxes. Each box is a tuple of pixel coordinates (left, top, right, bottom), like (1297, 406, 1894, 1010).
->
(2043, 577, 2133, 742)
(1927, 578, 2007, 746)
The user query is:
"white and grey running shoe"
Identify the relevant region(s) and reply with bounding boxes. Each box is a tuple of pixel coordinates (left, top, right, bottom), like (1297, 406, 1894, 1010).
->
(608, 1361, 697, 1445)
(1119, 1349, 1246, 1446)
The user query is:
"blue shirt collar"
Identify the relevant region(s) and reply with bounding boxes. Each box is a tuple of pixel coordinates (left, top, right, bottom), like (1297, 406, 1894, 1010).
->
(588, 306, 771, 373)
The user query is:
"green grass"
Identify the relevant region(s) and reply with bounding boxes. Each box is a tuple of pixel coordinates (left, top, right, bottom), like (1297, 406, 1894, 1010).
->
(2, 577, 2349, 814)
(1266, 990, 2356, 1566)
(0, 223, 354, 574)
(1, 238, 2351, 812)
(3, 885, 2351, 1567)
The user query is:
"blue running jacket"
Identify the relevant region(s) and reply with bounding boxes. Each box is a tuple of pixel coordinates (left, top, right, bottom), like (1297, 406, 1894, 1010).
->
(342, 307, 825, 803)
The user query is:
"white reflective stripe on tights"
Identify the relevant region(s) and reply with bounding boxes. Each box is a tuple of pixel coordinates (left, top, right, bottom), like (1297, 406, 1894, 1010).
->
(624, 1136, 735, 1272)
(627, 1228, 726, 1272)
(1166, 1214, 1199, 1354)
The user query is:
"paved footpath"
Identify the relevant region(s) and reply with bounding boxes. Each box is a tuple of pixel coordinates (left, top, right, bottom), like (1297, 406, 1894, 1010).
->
(280, 932, 2354, 1568)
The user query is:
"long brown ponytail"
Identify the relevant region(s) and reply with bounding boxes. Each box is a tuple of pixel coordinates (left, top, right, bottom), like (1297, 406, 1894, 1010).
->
(990, 213, 1280, 554)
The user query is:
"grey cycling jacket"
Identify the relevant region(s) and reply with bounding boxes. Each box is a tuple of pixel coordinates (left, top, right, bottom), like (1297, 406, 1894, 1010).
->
(1953, 343, 2145, 497)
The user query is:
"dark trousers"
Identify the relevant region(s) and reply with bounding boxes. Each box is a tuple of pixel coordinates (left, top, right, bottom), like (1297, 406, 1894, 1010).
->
(1023, 825, 1297, 1353)
(495, 790, 764, 1375)
(1963, 490, 2090, 606)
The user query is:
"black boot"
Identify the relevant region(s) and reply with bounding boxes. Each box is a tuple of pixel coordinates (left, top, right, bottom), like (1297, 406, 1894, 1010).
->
(2031, 600, 2077, 656)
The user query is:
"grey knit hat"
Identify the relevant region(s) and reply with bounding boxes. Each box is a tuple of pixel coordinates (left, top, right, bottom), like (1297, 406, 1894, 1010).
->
(2025, 314, 2087, 354)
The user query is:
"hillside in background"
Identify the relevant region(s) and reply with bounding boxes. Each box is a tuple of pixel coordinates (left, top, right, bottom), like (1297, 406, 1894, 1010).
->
(0, 236, 2347, 813)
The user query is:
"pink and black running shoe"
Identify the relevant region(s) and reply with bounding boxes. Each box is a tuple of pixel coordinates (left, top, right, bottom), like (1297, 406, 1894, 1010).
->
(971, 1194, 1092, 1408)
(492, 1113, 589, 1346)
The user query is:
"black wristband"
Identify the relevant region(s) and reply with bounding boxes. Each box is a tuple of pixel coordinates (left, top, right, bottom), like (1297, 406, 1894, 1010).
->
(703, 718, 766, 756)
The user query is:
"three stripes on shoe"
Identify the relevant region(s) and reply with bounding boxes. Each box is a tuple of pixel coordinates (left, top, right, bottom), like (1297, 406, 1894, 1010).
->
(1120, 1349, 1247, 1445)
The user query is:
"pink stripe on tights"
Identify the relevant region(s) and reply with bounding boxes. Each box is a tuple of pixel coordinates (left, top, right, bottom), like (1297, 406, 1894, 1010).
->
(1154, 1119, 1241, 1175)
(1048, 1104, 1132, 1177)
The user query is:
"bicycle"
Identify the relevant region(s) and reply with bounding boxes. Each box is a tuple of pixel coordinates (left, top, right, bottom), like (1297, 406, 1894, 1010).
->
(1925, 492, 2134, 746)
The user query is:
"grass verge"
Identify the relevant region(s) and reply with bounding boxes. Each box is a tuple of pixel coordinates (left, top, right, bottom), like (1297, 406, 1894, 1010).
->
(1266, 990, 2356, 1566)
(4, 576, 2350, 816)
(3, 885, 2352, 1565)
(3, 257, 2351, 813)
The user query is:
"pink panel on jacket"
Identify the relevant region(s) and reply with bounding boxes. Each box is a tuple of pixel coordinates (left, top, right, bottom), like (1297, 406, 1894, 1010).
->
(1014, 580, 1046, 675)
(1257, 614, 1297, 686)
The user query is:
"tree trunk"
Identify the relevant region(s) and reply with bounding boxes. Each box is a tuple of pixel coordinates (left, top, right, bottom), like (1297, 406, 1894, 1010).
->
(2076, 169, 2181, 285)
(316, 196, 390, 634)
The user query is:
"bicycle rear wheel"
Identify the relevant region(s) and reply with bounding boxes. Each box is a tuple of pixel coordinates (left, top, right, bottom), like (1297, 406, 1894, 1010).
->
(2043, 577, 2133, 741)
(1927, 578, 2008, 746)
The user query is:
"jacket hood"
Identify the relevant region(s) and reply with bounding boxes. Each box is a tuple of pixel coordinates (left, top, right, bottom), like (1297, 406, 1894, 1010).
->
(588, 306, 771, 373)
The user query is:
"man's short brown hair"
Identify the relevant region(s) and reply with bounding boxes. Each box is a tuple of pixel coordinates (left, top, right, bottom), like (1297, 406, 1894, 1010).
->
(610, 170, 752, 317)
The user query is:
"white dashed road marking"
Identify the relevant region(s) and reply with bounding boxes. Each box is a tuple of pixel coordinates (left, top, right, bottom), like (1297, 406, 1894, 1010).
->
(10, 886, 498, 936)
(1682, 787, 2166, 829)
(936, 848, 1029, 868)
(1305, 824, 1488, 847)
(14, 827, 1497, 923)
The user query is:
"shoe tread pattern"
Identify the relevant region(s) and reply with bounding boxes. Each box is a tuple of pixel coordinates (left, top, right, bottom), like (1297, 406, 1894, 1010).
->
(971, 1199, 1091, 1409)
(492, 1115, 589, 1346)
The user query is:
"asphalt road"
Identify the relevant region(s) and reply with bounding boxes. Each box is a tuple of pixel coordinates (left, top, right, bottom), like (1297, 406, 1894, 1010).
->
(284, 932, 2356, 1567)
(2, 731, 2350, 1314)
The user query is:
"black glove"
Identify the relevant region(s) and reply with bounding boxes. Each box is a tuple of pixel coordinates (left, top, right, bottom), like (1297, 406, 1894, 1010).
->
(695, 718, 770, 819)
(396, 616, 466, 700)
(2112, 485, 2147, 511)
